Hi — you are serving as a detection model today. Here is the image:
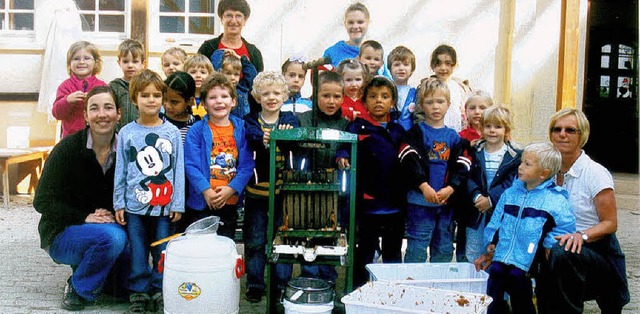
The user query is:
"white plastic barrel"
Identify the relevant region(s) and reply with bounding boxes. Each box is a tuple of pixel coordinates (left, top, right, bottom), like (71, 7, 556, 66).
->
(162, 232, 243, 314)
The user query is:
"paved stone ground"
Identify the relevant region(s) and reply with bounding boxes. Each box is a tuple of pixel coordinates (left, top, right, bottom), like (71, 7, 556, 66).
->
(0, 194, 637, 314)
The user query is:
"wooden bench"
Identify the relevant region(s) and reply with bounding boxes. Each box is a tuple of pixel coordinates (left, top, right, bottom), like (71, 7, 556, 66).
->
(0, 148, 50, 208)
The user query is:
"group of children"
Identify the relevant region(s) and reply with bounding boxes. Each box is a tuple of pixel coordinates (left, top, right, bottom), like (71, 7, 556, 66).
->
(51, 14, 577, 313)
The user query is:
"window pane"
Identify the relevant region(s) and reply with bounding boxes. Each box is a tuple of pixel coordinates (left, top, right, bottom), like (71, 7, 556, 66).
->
(599, 75, 610, 98)
(617, 77, 632, 98)
(161, 0, 185, 13)
(76, 0, 95, 11)
(0, 1, 4, 9)
(600, 55, 609, 68)
(618, 45, 634, 70)
(601, 44, 611, 53)
(13, 0, 34, 10)
(81, 14, 95, 31)
(619, 55, 634, 70)
(619, 44, 634, 55)
(100, 0, 124, 11)
(160, 16, 185, 33)
(99, 15, 124, 32)
(188, 16, 214, 34)
(189, 0, 215, 13)
(11, 13, 33, 30)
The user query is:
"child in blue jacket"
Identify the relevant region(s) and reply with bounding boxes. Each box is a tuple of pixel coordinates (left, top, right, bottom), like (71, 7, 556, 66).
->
(183, 72, 254, 239)
(475, 142, 575, 314)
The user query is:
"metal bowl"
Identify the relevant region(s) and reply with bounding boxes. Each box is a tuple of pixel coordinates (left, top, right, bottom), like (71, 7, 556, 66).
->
(284, 277, 334, 304)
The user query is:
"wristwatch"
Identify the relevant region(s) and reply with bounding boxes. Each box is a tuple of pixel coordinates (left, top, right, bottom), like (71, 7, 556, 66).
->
(578, 230, 589, 242)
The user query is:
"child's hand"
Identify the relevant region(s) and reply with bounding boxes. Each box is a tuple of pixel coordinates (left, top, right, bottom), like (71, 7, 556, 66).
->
(278, 124, 294, 130)
(474, 253, 493, 271)
(337, 158, 350, 170)
(223, 49, 240, 59)
(115, 209, 126, 226)
(211, 186, 235, 209)
(419, 182, 439, 204)
(263, 129, 271, 147)
(67, 91, 87, 104)
(203, 188, 216, 209)
(474, 195, 491, 212)
(436, 186, 454, 204)
(170, 211, 182, 222)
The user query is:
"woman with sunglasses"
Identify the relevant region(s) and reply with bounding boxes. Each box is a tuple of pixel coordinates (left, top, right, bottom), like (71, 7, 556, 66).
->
(535, 108, 630, 313)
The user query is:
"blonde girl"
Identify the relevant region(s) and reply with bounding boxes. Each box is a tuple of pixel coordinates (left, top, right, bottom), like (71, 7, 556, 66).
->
(52, 40, 107, 138)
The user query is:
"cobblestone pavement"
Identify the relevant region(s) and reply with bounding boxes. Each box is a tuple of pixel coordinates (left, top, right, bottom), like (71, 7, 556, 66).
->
(0, 195, 637, 313)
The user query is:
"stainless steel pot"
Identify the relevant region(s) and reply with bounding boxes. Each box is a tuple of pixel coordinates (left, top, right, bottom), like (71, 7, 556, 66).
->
(283, 277, 334, 304)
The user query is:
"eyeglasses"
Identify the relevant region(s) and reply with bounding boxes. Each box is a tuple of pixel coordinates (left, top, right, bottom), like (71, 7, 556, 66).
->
(72, 56, 95, 63)
(551, 127, 580, 135)
(222, 13, 245, 21)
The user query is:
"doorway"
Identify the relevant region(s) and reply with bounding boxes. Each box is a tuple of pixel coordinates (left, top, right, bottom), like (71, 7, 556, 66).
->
(583, 0, 638, 173)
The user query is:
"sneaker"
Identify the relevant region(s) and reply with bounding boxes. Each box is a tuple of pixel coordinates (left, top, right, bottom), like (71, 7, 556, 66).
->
(128, 292, 150, 313)
(61, 278, 91, 311)
(244, 288, 264, 303)
(149, 292, 163, 313)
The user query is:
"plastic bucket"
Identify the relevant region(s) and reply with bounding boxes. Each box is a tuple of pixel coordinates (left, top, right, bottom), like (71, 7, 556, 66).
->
(283, 277, 334, 314)
(283, 299, 334, 314)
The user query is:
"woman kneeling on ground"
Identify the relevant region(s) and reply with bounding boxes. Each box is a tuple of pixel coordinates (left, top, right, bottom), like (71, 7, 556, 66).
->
(536, 108, 630, 313)
(34, 86, 131, 311)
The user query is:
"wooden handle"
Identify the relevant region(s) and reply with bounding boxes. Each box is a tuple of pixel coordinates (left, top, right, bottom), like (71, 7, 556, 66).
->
(151, 233, 184, 247)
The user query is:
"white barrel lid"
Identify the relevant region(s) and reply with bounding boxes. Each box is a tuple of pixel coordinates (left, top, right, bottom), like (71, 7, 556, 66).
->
(167, 233, 237, 258)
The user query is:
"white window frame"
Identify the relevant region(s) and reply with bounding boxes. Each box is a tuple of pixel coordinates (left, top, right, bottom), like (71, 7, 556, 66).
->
(148, 0, 219, 53)
(0, 0, 36, 45)
(77, 0, 130, 45)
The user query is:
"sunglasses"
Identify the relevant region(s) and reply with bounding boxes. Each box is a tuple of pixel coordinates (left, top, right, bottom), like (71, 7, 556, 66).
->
(551, 127, 580, 135)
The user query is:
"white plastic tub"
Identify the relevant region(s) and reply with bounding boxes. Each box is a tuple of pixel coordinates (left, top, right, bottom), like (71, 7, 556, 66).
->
(341, 281, 492, 314)
(366, 262, 489, 294)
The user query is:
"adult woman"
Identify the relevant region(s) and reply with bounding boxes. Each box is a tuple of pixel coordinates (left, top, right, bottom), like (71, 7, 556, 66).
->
(34, 86, 129, 311)
(197, 0, 263, 72)
(197, 0, 262, 113)
(322, 2, 370, 68)
(535, 108, 630, 313)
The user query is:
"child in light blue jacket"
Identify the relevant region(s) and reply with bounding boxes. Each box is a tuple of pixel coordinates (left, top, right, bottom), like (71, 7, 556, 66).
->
(476, 142, 575, 314)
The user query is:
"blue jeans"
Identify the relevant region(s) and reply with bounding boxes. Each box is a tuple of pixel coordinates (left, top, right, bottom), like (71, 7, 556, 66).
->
(244, 196, 300, 291)
(49, 223, 129, 301)
(465, 214, 486, 262)
(404, 203, 454, 263)
(125, 213, 171, 293)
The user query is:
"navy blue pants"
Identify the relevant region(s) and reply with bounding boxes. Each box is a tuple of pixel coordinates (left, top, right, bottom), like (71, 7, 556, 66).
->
(486, 262, 536, 314)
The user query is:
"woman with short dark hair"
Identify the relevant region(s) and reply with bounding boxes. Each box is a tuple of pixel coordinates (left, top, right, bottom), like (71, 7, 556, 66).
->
(34, 86, 131, 311)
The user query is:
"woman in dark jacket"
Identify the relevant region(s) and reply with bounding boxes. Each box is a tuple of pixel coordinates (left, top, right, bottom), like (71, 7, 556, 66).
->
(197, 0, 263, 114)
(34, 86, 130, 311)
